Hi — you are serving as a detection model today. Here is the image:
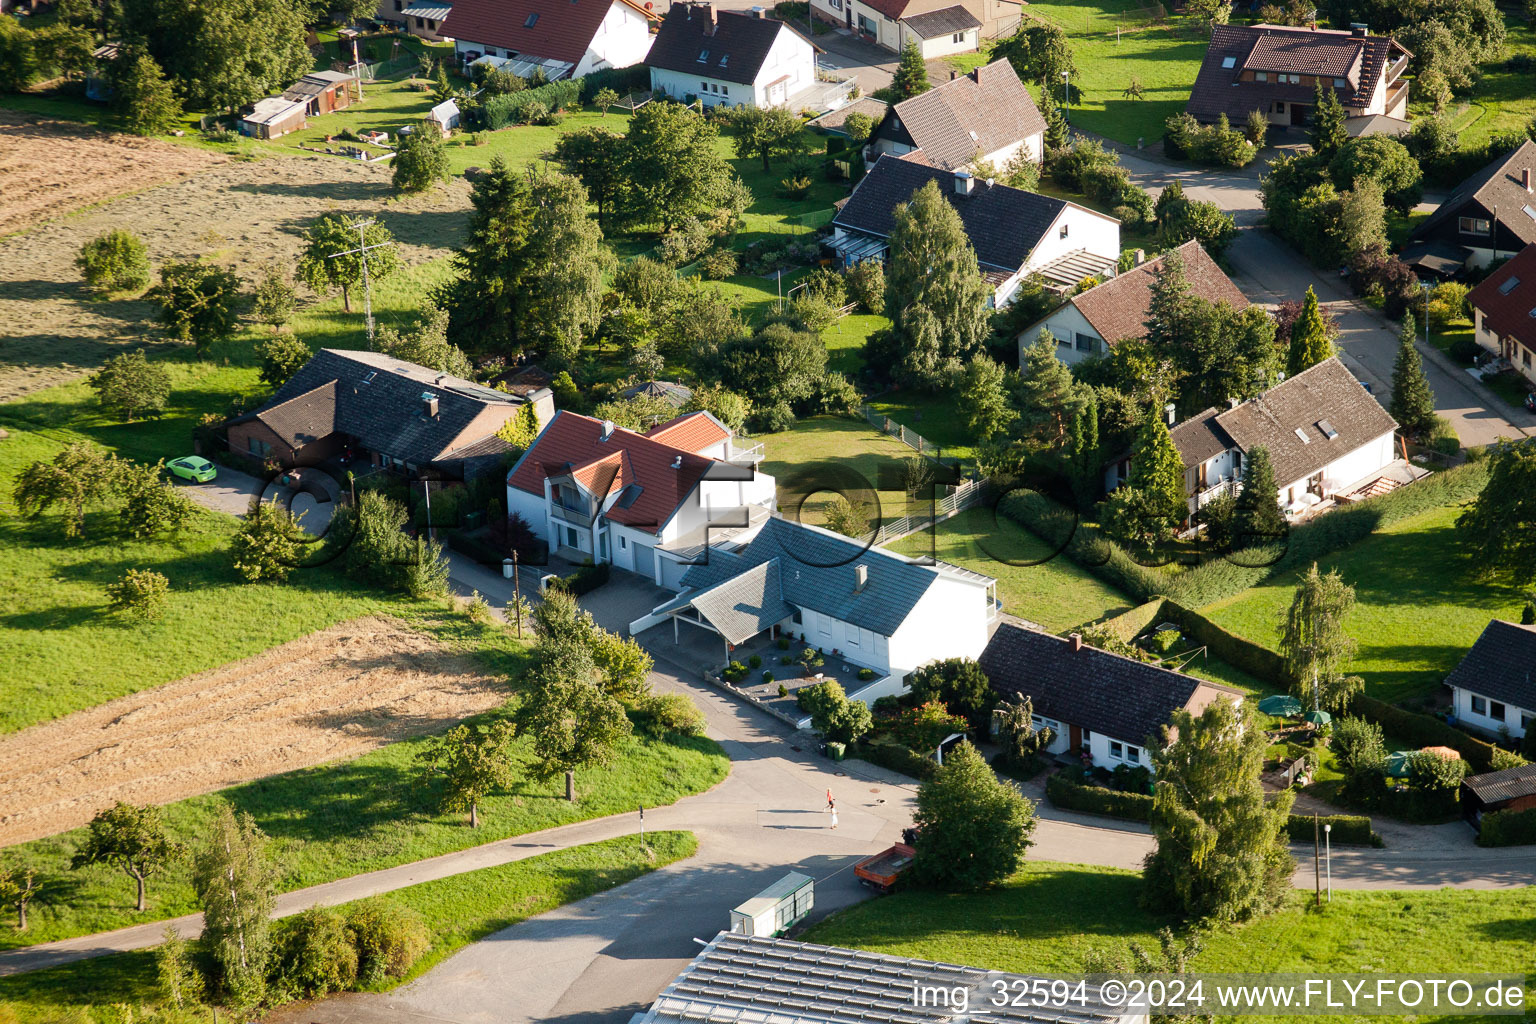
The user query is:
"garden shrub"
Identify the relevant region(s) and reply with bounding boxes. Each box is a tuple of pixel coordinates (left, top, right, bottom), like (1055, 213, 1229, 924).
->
(850, 739, 938, 780)
(578, 64, 648, 102)
(748, 654, 762, 669)
(1350, 694, 1499, 771)
(482, 80, 581, 129)
(1283, 814, 1382, 847)
(698, 247, 739, 280)
(857, 667, 876, 681)
(346, 899, 430, 984)
(845, 261, 885, 315)
(1478, 807, 1536, 847)
(276, 907, 358, 998)
(106, 568, 170, 620)
(1045, 773, 1154, 821)
(1426, 415, 1461, 456)
(630, 692, 707, 736)
(722, 661, 749, 683)
(1449, 337, 1483, 365)
(76, 228, 151, 294)
(555, 561, 610, 596)
(777, 635, 791, 650)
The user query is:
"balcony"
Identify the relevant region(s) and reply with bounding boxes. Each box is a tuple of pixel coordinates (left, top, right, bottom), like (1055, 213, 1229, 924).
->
(1384, 78, 1409, 112)
(551, 501, 594, 528)
(727, 440, 765, 465)
(1195, 479, 1238, 510)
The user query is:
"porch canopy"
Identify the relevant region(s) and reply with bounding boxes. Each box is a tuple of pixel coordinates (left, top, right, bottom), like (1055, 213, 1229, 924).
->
(650, 558, 794, 652)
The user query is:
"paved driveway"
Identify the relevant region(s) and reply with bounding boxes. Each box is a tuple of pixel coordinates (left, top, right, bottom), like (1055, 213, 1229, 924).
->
(174, 463, 335, 534)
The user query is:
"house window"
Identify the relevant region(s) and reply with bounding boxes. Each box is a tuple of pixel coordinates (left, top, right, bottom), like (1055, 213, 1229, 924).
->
(427, 18, 436, 28)
(952, 31, 964, 42)
(1333, 77, 1346, 88)
(620, 535, 627, 549)
(1500, 276, 1520, 294)
(1281, 73, 1301, 84)
(1220, 56, 1236, 69)
(1492, 701, 1507, 721)
(792, 608, 803, 624)
(1523, 712, 1533, 732)
(701, 79, 709, 90)
(393, 0, 401, 9)
(1059, 223, 1069, 239)
(829, 0, 843, 8)
(524, 12, 538, 24)
(1254, 71, 1267, 81)
(248, 437, 272, 457)
(1471, 695, 1487, 715)
(1459, 216, 1492, 236)
(1109, 741, 1124, 759)
(1075, 332, 1098, 354)
(1082, 729, 1091, 742)
(1056, 332, 1071, 347)
(1125, 744, 1140, 762)
(1525, 349, 1532, 369)
(697, 49, 709, 62)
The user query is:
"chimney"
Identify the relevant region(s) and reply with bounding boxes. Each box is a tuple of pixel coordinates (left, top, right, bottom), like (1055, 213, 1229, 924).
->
(1165, 402, 1177, 426)
(690, 1, 715, 28)
(1349, 22, 1368, 36)
(970, 64, 983, 85)
(1069, 632, 1083, 652)
(600, 419, 615, 441)
(854, 564, 868, 593)
(1133, 248, 1146, 266)
(954, 170, 975, 196)
(1523, 167, 1532, 192)
(421, 392, 439, 418)
(950, 69, 957, 81)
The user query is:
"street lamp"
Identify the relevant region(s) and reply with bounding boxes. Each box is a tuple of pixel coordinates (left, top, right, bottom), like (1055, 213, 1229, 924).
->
(1421, 280, 1433, 347)
(1061, 70, 1070, 121)
(1323, 823, 1332, 903)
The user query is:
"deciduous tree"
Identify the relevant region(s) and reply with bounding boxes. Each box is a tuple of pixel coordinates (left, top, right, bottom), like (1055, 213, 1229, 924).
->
(1457, 442, 1536, 583)
(392, 125, 451, 193)
(905, 657, 993, 731)
(623, 102, 734, 232)
(414, 720, 516, 827)
(375, 304, 472, 378)
(1143, 697, 1293, 922)
(911, 742, 1036, 890)
(252, 262, 297, 331)
(553, 126, 629, 233)
(89, 350, 171, 421)
(107, 568, 171, 619)
(1279, 563, 1363, 712)
(298, 214, 400, 314)
(957, 354, 1015, 441)
(521, 172, 613, 367)
(158, 260, 241, 352)
(72, 802, 181, 912)
(0, 862, 41, 932)
(12, 443, 126, 539)
(256, 333, 311, 388)
(193, 805, 277, 1005)
(726, 104, 804, 171)
(231, 498, 303, 583)
(111, 52, 181, 134)
(77, 228, 151, 294)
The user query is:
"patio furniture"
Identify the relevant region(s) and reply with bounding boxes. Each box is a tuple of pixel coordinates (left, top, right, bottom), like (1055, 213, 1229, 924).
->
(1258, 695, 1303, 717)
(1303, 709, 1332, 726)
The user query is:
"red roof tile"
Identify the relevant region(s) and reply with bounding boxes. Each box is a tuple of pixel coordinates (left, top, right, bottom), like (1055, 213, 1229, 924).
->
(508, 411, 716, 534)
(1468, 242, 1536, 353)
(1068, 240, 1248, 346)
(443, 0, 655, 66)
(644, 410, 732, 452)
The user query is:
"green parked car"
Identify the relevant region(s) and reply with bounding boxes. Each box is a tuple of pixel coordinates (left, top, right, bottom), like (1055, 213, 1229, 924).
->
(165, 456, 217, 483)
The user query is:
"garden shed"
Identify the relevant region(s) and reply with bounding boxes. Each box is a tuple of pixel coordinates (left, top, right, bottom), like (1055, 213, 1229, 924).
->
(240, 97, 308, 139)
(1461, 762, 1536, 829)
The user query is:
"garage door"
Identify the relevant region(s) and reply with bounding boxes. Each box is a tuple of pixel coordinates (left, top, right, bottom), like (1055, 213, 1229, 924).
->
(659, 553, 689, 590)
(632, 542, 655, 579)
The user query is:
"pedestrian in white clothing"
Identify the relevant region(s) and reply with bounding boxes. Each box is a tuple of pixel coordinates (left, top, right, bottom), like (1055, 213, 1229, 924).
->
(829, 801, 838, 830)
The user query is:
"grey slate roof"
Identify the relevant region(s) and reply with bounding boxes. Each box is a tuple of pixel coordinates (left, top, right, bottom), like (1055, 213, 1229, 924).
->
(834, 156, 1071, 272)
(1413, 140, 1536, 251)
(1169, 406, 1230, 469)
(636, 932, 1128, 1024)
(901, 4, 980, 37)
(675, 517, 986, 637)
(1445, 619, 1536, 711)
(647, 6, 806, 86)
(882, 59, 1043, 171)
(1463, 762, 1536, 805)
(979, 623, 1239, 746)
(653, 558, 795, 643)
(235, 349, 530, 466)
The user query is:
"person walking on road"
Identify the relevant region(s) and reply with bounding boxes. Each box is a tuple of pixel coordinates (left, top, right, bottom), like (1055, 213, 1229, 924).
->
(828, 799, 838, 830)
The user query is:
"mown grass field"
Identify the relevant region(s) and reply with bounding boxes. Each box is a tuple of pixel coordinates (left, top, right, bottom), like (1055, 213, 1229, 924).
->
(805, 860, 1536, 1019)
(1200, 505, 1526, 705)
(758, 414, 918, 524)
(1442, 17, 1536, 155)
(0, 832, 697, 1022)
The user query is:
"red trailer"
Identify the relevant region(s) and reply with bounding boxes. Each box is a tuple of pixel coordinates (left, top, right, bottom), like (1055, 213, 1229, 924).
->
(854, 843, 914, 893)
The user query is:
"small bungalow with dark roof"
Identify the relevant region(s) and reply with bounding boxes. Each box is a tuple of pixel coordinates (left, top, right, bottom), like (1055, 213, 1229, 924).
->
(442, 0, 658, 79)
(1020, 240, 1248, 364)
(807, 0, 1020, 54)
(1106, 357, 1414, 522)
(979, 623, 1244, 773)
(282, 70, 359, 116)
(647, 4, 817, 109)
(831, 155, 1120, 305)
(1407, 142, 1536, 276)
(505, 410, 776, 586)
(1446, 619, 1536, 742)
(639, 515, 998, 711)
(869, 59, 1045, 171)
(1186, 23, 1410, 131)
(1466, 242, 1536, 385)
(228, 349, 554, 480)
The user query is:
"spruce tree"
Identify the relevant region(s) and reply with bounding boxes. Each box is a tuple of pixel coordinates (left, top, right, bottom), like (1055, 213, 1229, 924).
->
(1285, 286, 1333, 378)
(893, 42, 931, 98)
(1129, 406, 1187, 529)
(1037, 84, 1069, 151)
(1232, 444, 1286, 548)
(1310, 79, 1348, 159)
(1069, 390, 1101, 510)
(1389, 312, 1436, 438)
(1017, 331, 1088, 448)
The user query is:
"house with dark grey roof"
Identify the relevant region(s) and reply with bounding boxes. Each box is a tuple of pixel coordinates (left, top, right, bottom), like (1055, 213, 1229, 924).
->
(831, 155, 1121, 304)
(506, 410, 776, 586)
(979, 623, 1243, 774)
(807, 0, 1020, 55)
(1021, 240, 1248, 364)
(1466, 242, 1536, 385)
(1446, 619, 1536, 743)
(647, 4, 817, 109)
(641, 516, 998, 706)
(869, 59, 1045, 171)
(1106, 357, 1412, 523)
(1407, 142, 1536, 275)
(1186, 23, 1410, 131)
(636, 932, 1148, 1024)
(227, 349, 554, 480)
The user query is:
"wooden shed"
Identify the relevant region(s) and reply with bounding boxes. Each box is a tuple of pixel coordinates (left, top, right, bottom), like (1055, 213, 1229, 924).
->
(283, 71, 360, 116)
(241, 97, 308, 139)
(1461, 762, 1536, 829)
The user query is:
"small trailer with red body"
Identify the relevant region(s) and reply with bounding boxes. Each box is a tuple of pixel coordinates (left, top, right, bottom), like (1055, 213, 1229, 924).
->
(853, 843, 915, 893)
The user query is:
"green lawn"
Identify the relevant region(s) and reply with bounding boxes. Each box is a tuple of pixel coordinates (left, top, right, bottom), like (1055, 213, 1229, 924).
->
(1442, 17, 1536, 155)
(888, 506, 1132, 632)
(0, 832, 696, 1023)
(758, 414, 918, 525)
(1201, 504, 1526, 705)
(865, 392, 977, 460)
(805, 859, 1536, 1015)
(0, 658, 725, 949)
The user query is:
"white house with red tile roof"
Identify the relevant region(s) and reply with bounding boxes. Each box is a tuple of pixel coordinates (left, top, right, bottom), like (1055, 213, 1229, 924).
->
(443, 0, 658, 80)
(506, 410, 777, 587)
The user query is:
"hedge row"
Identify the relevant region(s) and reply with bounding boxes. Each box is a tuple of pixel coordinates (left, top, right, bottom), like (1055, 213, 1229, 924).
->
(1092, 599, 1167, 643)
(1478, 807, 1536, 847)
(1283, 814, 1383, 847)
(578, 64, 650, 103)
(1350, 694, 1499, 772)
(1045, 773, 1154, 821)
(482, 79, 582, 129)
(851, 740, 938, 780)
(1162, 599, 1289, 686)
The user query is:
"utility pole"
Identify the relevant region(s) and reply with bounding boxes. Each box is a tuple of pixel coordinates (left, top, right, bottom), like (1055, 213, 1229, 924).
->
(1313, 814, 1322, 908)
(1324, 822, 1332, 903)
(512, 548, 523, 638)
(327, 218, 393, 347)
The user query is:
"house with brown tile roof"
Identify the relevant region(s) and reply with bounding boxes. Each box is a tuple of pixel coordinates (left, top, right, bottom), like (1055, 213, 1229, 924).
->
(648, 4, 818, 109)
(1407, 142, 1536, 275)
(227, 349, 555, 480)
(1466, 242, 1536, 386)
(1019, 240, 1248, 365)
(1106, 357, 1411, 523)
(505, 410, 776, 587)
(808, 0, 1019, 53)
(869, 59, 1046, 171)
(1186, 23, 1410, 131)
(443, 0, 658, 79)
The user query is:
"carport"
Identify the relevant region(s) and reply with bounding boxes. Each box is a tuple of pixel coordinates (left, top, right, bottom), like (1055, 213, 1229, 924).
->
(648, 558, 792, 664)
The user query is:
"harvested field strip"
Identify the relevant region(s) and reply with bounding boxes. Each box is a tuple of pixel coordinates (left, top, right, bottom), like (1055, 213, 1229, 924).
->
(0, 615, 510, 846)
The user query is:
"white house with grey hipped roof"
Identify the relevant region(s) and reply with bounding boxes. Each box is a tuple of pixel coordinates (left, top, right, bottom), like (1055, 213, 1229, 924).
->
(632, 516, 999, 719)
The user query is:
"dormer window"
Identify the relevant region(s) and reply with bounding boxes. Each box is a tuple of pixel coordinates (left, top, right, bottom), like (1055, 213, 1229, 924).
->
(524, 12, 538, 25)
(1221, 55, 1237, 68)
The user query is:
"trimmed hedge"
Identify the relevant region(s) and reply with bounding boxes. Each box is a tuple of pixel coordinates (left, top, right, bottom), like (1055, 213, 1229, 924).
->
(578, 64, 649, 103)
(1092, 599, 1167, 643)
(1162, 600, 1289, 686)
(1284, 814, 1383, 847)
(1045, 773, 1154, 821)
(851, 740, 938, 780)
(548, 561, 611, 597)
(1478, 807, 1536, 847)
(1351, 694, 1499, 772)
(482, 80, 582, 128)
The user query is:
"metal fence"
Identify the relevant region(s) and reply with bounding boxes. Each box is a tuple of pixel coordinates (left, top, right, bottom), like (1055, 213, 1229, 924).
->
(870, 479, 988, 546)
(761, 207, 837, 238)
(862, 404, 940, 455)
